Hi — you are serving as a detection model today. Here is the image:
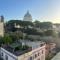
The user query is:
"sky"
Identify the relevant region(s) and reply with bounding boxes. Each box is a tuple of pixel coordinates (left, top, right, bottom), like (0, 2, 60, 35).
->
(0, 0, 60, 23)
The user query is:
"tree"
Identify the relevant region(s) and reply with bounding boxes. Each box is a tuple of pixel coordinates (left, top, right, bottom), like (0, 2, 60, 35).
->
(3, 34, 13, 44)
(14, 31, 23, 40)
(0, 37, 4, 46)
(44, 30, 53, 36)
(34, 20, 40, 28)
(44, 30, 58, 37)
(6, 20, 34, 32)
(9, 31, 23, 41)
(34, 21, 53, 30)
(40, 22, 53, 29)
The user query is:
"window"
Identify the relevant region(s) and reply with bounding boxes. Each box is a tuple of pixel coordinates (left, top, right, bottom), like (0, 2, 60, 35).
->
(35, 54, 37, 58)
(29, 56, 32, 60)
(5, 55, 8, 60)
(1, 52, 3, 56)
(38, 58, 40, 60)
(38, 53, 40, 56)
(42, 50, 43, 54)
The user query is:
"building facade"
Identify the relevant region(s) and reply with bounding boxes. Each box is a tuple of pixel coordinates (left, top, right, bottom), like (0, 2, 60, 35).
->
(0, 41, 46, 60)
(45, 43, 56, 57)
(0, 16, 4, 37)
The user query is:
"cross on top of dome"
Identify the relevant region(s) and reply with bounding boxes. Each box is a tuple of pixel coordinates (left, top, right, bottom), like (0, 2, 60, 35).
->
(24, 10, 31, 17)
(23, 11, 32, 22)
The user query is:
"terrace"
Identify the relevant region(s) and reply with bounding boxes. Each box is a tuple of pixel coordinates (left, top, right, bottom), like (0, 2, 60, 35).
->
(2, 42, 32, 56)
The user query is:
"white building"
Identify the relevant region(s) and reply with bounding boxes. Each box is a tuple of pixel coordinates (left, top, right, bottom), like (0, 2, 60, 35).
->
(0, 41, 46, 60)
(23, 11, 32, 22)
(14, 23, 24, 29)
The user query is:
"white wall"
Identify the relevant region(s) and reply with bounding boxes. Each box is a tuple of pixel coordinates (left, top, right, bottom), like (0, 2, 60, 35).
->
(1, 48, 17, 60)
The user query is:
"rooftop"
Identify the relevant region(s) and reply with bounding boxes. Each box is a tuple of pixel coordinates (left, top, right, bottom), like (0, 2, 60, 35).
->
(20, 40, 45, 50)
(2, 40, 45, 56)
(2, 42, 32, 56)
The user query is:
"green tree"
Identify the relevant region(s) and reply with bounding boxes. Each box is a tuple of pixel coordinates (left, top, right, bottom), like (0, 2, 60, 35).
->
(44, 30, 58, 37)
(9, 31, 23, 41)
(3, 34, 13, 44)
(44, 30, 53, 36)
(40, 22, 52, 29)
(34, 20, 40, 28)
(0, 37, 4, 46)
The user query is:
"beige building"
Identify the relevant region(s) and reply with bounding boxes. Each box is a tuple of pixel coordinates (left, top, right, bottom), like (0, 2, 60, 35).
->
(0, 16, 4, 37)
